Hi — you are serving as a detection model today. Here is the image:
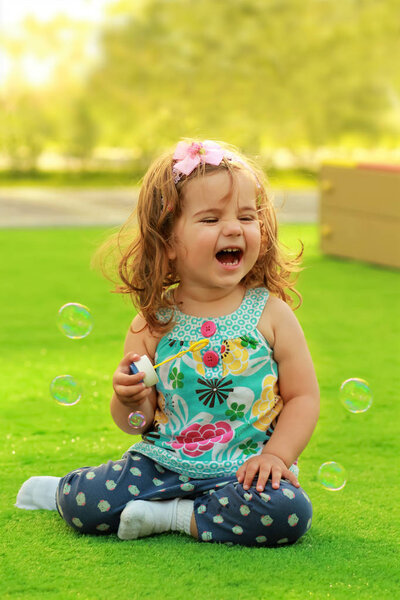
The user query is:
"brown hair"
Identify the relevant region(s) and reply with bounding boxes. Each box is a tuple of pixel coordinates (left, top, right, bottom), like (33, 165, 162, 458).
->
(95, 139, 303, 334)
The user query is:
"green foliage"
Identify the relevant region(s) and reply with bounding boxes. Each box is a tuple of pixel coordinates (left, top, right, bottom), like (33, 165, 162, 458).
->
(0, 91, 51, 171)
(1, 0, 400, 170)
(89, 0, 400, 153)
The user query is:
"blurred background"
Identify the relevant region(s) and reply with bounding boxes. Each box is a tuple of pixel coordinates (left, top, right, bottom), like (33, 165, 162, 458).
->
(1, 0, 399, 190)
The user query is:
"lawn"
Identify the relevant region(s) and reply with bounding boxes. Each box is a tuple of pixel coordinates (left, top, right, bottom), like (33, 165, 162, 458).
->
(0, 167, 317, 189)
(1, 224, 399, 600)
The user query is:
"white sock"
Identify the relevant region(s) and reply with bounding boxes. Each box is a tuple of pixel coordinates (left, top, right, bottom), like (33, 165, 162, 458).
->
(118, 498, 194, 540)
(15, 476, 60, 511)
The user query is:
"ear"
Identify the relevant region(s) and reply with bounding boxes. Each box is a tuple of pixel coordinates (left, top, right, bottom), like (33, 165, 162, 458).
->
(258, 221, 269, 254)
(166, 240, 176, 261)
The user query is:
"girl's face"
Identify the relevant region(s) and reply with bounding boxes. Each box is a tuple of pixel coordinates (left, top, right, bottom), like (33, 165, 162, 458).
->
(167, 169, 262, 295)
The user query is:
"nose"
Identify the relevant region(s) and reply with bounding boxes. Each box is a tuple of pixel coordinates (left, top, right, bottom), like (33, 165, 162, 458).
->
(222, 218, 243, 236)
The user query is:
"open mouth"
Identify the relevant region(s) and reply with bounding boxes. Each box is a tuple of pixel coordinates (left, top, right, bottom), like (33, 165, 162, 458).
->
(215, 248, 243, 266)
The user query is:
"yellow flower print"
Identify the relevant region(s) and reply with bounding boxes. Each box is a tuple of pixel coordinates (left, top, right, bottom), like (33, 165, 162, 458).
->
(189, 341, 206, 376)
(154, 391, 168, 425)
(251, 374, 283, 431)
(221, 339, 249, 376)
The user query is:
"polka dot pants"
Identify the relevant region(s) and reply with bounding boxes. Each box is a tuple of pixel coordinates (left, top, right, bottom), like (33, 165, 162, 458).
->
(56, 452, 312, 546)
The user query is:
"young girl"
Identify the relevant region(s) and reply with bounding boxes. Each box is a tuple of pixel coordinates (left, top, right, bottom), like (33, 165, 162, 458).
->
(16, 139, 320, 547)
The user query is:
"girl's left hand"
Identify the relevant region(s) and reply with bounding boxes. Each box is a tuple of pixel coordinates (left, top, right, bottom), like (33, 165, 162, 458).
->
(236, 452, 300, 492)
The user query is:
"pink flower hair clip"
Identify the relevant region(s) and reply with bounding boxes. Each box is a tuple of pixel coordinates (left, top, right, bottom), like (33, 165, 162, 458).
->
(160, 139, 261, 210)
(172, 140, 226, 182)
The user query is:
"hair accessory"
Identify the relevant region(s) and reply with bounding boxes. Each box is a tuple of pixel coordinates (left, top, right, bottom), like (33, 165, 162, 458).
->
(161, 140, 261, 208)
(172, 140, 225, 179)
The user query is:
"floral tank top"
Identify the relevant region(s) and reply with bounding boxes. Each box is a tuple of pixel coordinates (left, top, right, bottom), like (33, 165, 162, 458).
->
(130, 287, 298, 479)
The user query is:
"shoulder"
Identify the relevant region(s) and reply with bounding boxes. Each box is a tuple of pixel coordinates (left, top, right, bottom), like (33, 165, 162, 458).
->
(124, 312, 161, 359)
(258, 295, 302, 349)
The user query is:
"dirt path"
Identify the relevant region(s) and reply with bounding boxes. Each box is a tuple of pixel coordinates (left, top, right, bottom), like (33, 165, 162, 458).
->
(0, 187, 318, 228)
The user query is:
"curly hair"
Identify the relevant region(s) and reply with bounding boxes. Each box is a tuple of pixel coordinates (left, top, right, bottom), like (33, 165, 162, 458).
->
(95, 139, 303, 335)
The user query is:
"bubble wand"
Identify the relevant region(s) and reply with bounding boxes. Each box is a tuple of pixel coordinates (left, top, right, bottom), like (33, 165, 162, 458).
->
(127, 339, 210, 428)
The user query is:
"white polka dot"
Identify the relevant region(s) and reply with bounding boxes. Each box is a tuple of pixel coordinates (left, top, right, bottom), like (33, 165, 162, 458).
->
(130, 467, 142, 477)
(255, 535, 267, 543)
(282, 488, 295, 499)
(97, 500, 111, 512)
(180, 483, 195, 492)
(232, 525, 243, 535)
(76, 492, 86, 506)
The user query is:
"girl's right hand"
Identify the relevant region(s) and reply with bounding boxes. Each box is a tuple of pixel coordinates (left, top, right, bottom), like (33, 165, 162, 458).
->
(112, 353, 153, 408)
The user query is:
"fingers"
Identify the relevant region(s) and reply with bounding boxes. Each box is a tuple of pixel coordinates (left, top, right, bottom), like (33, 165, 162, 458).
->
(271, 465, 282, 490)
(120, 353, 143, 374)
(236, 456, 301, 492)
(115, 370, 145, 387)
(283, 469, 301, 488)
(266, 465, 301, 490)
(114, 352, 148, 386)
(113, 353, 153, 405)
(237, 461, 266, 491)
(114, 381, 151, 402)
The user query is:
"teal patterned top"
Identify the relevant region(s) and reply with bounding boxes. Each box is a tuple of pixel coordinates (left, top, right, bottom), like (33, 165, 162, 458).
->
(130, 287, 299, 479)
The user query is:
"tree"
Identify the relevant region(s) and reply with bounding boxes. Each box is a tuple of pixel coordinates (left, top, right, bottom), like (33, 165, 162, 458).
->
(88, 0, 400, 157)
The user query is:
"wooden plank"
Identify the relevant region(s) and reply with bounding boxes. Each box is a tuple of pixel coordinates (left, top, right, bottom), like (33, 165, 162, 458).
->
(320, 164, 400, 219)
(320, 207, 400, 268)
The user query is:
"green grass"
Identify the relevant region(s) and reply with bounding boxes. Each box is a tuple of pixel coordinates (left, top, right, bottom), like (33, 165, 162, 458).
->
(0, 167, 317, 189)
(1, 225, 399, 599)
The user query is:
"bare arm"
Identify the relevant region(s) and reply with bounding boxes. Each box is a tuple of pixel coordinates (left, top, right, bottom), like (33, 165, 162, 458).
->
(260, 297, 320, 465)
(236, 296, 320, 490)
(110, 313, 159, 435)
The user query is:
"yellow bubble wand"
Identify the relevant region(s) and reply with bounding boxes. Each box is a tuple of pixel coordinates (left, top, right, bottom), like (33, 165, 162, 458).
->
(128, 339, 210, 428)
(153, 338, 210, 368)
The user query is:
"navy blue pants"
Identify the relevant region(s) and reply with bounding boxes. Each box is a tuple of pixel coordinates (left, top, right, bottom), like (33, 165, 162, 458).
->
(56, 452, 312, 546)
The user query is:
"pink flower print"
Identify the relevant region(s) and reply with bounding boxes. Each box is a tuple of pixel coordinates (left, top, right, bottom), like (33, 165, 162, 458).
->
(171, 421, 234, 457)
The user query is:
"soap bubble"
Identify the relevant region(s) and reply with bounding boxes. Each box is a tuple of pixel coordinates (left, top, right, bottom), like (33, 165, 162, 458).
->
(57, 303, 93, 339)
(50, 375, 81, 406)
(340, 378, 373, 413)
(318, 461, 347, 491)
(128, 411, 146, 428)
